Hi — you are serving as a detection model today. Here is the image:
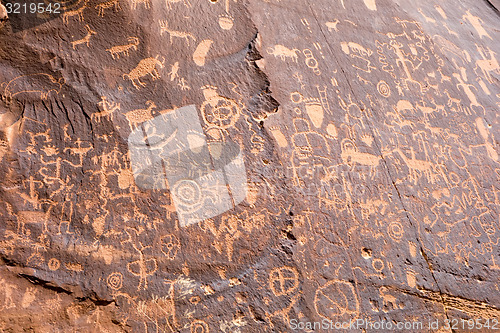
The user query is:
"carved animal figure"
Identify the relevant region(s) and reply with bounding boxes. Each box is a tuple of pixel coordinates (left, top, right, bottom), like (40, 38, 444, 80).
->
(92, 99, 120, 122)
(130, 0, 150, 9)
(340, 42, 373, 57)
(159, 21, 196, 45)
(443, 90, 461, 107)
(125, 100, 157, 130)
(17, 209, 52, 235)
(165, 0, 191, 10)
(395, 100, 415, 113)
(267, 45, 300, 62)
(341, 139, 381, 169)
(95, 0, 121, 16)
(2, 73, 65, 101)
(106, 37, 139, 59)
(475, 46, 500, 83)
(62, 0, 88, 24)
(416, 102, 437, 120)
(432, 35, 471, 63)
(325, 19, 340, 32)
(379, 287, 401, 310)
(123, 56, 164, 89)
(71, 25, 97, 49)
(394, 148, 435, 184)
(437, 67, 451, 82)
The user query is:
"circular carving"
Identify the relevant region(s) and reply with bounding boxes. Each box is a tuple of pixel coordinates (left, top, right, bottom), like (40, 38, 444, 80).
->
(305, 57, 318, 69)
(160, 234, 181, 260)
(269, 266, 299, 296)
(107, 272, 123, 290)
(372, 258, 385, 272)
(191, 320, 209, 333)
(218, 15, 234, 30)
(314, 280, 359, 321)
(48, 258, 60, 271)
(388, 221, 404, 241)
(201, 97, 240, 129)
(173, 180, 202, 207)
(377, 80, 391, 98)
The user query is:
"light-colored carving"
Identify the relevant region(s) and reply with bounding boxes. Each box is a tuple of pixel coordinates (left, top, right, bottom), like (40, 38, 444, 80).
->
(475, 117, 498, 161)
(16, 210, 52, 235)
(341, 41, 375, 73)
(418, 8, 436, 23)
(379, 287, 403, 310)
(443, 22, 459, 37)
(463, 10, 492, 39)
(127, 240, 158, 291)
(303, 48, 321, 75)
(107, 272, 123, 290)
(1, 73, 64, 101)
(268, 266, 299, 297)
(314, 280, 360, 321)
(363, 0, 376, 11)
(64, 138, 93, 166)
(19, 176, 44, 209)
(71, 25, 97, 49)
(48, 258, 60, 271)
(393, 148, 436, 184)
(125, 100, 157, 130)
(475, 45, 500, 83)
(218, 14, 234, 30)
(270, 127, 288, 148)
(325, 19, 340, 32)
(106, 37, 139, 59)
(200, 85, 241, 130)
(165, 0, 191, 9)
(123, 56, 164, 89)
(191, 320, 209, 333)
(95, 0, 120, 16)
(62, 0, 88, 24)
(267, 44, 300, 62)
(159, 20, 196, 45)
(434, 5, 447, 19)
(453, 72, 481, 108)
(168, 61, 180, 81)
(160, 234, 180, 260)
(193, 39, 213, 66)
(377, 80, 390, 97)
(341, 139, 380, 174)
(92, 96, 121, 121)
(130, 0, 150, 9)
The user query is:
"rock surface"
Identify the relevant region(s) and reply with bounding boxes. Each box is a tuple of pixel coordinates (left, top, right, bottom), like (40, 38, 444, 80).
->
(0, 0, 499, 332)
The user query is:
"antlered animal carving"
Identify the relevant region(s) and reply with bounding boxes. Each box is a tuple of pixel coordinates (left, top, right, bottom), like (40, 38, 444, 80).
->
(71, 25, 97, 49)
(106, 37, 139, 59)
(159, 20, 196, 46)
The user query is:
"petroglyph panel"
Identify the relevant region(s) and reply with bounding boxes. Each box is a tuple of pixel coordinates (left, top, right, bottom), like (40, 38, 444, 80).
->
(0, 0, 499, 331)
(128, 104, 247, 227)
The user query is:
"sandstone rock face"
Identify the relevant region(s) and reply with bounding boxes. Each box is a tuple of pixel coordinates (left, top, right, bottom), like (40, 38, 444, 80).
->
(0, 0, 499, 332)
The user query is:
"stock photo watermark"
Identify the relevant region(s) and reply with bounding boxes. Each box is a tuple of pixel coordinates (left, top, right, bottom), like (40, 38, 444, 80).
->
(289, 317, 500, 331)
